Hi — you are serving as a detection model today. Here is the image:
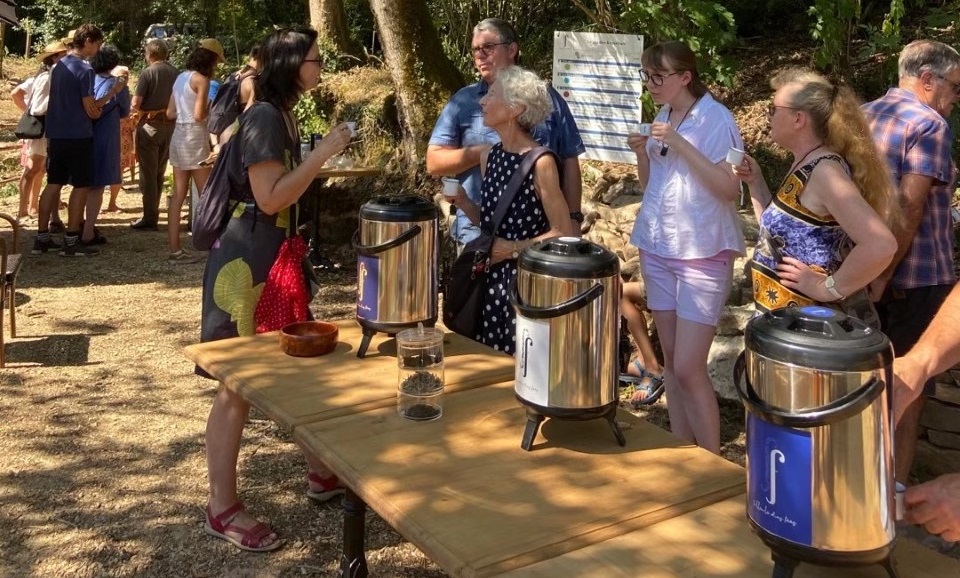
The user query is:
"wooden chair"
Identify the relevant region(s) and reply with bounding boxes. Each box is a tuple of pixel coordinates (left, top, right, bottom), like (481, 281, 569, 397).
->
(0, 214, 23, 367)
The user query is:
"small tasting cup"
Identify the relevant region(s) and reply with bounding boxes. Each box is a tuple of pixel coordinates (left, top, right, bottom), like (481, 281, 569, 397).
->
(895, 481, 906, 521)
(441, 177, 459, 198)
(637, 123, 652, 137)
(726, 147, 746, 166)
(346, 121, 357, 137)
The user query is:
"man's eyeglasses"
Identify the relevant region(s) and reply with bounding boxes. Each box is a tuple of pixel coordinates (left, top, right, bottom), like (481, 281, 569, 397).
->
(936, 74, 960, 96)
(638, 69, 679, 86)
(767, 103, 800, 117)
(471, 42, 510, 58)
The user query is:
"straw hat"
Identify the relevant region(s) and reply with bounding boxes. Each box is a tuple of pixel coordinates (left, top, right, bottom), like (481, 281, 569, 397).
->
(198, 38, 225, 63)
(38, 40, 68, 61)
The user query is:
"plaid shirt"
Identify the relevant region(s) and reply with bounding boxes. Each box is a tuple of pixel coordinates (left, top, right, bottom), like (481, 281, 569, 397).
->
(862, 88, 957, 289)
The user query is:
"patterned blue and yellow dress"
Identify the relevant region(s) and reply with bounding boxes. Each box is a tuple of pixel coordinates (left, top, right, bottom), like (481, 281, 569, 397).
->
(751, 154, 879, 327)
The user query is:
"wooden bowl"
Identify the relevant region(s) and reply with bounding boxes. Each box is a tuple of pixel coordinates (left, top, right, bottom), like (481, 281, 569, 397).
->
(279, 321, 339, 357)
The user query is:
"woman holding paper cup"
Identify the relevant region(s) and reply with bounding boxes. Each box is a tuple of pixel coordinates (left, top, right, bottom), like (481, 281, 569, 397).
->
(732, 68, 897, 328)
(624, 40, 745, 455)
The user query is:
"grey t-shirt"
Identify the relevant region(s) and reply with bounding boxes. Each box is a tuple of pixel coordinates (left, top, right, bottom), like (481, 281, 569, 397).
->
(229, 102, 299, 203)
(135, 61, 179, 111)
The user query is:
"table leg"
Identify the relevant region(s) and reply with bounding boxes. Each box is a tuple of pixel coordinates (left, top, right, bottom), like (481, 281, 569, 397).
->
(340, 488, 369, 578)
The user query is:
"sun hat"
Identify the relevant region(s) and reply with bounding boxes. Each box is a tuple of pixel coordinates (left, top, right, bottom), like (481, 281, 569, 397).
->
(37, 40, 68, 61)
(198, 38, 225, 63)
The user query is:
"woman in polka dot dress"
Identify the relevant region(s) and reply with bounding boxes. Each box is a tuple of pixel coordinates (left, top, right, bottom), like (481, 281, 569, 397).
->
(448, 65, 577, 354)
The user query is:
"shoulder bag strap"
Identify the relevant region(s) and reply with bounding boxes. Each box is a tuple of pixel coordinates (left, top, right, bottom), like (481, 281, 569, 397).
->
(484, 146, 557, 237)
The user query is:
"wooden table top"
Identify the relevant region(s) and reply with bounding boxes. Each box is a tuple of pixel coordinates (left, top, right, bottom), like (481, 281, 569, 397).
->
(500, 495, 960, 577)
(316, 166, 382, 179)
(183, 319, 516, 429)
(296, 380, 746, 578)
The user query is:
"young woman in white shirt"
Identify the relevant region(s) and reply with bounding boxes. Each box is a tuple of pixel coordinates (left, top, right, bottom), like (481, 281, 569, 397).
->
(625, 41, 745, 454)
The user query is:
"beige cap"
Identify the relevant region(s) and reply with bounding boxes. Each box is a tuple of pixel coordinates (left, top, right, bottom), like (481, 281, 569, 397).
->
(198, 38, 225, 63)
(38, 40, 68, 61)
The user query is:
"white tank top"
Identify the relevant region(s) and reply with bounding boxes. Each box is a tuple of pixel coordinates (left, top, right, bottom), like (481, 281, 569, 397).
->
(172, 71, 200, 125)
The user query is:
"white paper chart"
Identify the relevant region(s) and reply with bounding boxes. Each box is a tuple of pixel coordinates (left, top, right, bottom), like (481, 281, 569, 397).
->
(553, 32, 645, 165)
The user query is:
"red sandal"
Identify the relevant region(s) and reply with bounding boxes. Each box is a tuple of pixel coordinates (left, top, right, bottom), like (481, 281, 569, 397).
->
(203, 502, 282, 552)
(306, 471, 346, 502)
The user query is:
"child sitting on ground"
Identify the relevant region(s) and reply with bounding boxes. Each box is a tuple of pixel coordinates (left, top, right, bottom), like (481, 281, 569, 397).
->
(621, 282, 665, 408)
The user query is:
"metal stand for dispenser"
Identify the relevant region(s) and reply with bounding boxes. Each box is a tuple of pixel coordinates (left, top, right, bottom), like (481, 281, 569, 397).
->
(756, 524, 899, 578)
(517, 398, 625, 451)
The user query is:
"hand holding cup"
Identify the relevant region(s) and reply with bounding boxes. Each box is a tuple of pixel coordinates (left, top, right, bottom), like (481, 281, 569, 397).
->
(441, 177, 460, 200)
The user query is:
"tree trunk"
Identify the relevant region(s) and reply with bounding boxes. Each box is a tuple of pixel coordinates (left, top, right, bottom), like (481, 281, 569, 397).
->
(309, 0, 363, 60)
(368, 0, 464, 174)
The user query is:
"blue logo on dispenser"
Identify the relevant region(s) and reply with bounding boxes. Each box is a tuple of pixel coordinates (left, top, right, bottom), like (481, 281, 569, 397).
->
(747, 413, 813, 545)
(799, 305, 835, 318)
(357, 255, 379, 320)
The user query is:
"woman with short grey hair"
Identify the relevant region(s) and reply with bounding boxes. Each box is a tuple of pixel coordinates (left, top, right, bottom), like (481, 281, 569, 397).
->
(447, 65, 575, 354)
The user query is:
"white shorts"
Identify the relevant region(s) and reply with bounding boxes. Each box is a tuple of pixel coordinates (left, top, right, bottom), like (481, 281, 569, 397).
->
(639, 250, 735, 326)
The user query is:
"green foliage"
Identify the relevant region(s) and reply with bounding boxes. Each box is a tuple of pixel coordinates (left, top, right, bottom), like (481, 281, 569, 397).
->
(0, 183, 17, 199)
(807, 0, 860, 71)
(618, 0, 738, 88)
(293, 92, 329, 138)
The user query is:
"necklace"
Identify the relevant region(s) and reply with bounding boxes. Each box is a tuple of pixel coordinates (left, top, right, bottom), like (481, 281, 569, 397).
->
(660, 95, 702, 156)
(787, 142, 824, 175)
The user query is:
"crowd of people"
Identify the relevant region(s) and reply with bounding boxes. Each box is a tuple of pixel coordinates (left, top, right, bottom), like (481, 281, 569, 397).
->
(16, 26, 230, 263)
(13, 17, 960, 551)
(428, 21, 960, 545)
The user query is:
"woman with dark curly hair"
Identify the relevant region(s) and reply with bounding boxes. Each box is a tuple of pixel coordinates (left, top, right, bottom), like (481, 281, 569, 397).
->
(82, 44, 130, 245)
(199, 28, 351, 553)
(166, 38, 224, 263)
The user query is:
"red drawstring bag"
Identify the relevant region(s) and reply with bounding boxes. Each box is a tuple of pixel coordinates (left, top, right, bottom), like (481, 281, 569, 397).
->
(254, 236, 310, 333)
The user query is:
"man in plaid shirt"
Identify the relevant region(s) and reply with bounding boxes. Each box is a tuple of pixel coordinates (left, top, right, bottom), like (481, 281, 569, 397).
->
(862, 39, 960, 483)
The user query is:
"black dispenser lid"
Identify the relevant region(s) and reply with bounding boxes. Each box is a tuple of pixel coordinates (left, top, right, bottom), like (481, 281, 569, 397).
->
(359, 194, 438, 222)
(519, 237, 619, 279)
(745, 306, 892, 372)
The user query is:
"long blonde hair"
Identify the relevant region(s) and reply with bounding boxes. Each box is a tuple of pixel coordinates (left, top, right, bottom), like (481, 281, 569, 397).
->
(772, 68, 899, 227)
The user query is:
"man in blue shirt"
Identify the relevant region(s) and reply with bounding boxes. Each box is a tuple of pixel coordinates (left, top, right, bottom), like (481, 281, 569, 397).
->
(32, 24, 106, 257)
(426, 18, 585, 247)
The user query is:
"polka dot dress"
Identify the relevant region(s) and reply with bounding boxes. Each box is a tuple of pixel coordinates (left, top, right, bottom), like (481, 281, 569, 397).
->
(475, 143, 550, 355)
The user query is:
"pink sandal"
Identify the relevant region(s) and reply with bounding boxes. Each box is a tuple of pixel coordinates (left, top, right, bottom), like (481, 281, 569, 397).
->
(203, 502, 282, 552)
(306, 471, 346, 502)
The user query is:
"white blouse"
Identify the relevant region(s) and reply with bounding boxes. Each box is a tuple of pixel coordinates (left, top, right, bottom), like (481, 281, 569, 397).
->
(630, 92, 746, 260)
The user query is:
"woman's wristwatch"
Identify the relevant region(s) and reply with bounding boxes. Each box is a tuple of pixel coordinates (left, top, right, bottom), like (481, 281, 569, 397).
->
(511, 239, 520, 259)
(570, 211, 585, 223)
(824, 275, 845, 301)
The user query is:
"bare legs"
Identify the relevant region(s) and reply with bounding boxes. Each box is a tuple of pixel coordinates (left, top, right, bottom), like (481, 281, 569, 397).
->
(621, 282, 663, 376)
(106, 184, 122, 212)
(169, 167, 211, 254)
(37, 183, 63, 233)
(82, 186, 104, 243)
(205, 383, 336, 547)
(652, 310, 722, 454)
(18, 153, 44, 219)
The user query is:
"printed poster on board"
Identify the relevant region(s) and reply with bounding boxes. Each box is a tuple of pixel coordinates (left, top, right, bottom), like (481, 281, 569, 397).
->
(553, 31, 645, 165)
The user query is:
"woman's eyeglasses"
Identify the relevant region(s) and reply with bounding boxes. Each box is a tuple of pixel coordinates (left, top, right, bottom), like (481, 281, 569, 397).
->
(767, 103, 800, 117)
(471, 42, 510, 58)
(638, 69, 679, 86)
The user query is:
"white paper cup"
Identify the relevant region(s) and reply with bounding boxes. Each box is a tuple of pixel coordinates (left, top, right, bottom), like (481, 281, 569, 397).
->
(441, 177, 459, 197)
(637, 123, 652, 137)
(895, 482, 906, 521)
(346, 121, 357, 137)
(726, 147, 746, 166)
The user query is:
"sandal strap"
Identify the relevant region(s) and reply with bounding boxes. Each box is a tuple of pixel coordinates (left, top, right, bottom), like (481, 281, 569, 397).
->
(223, 521, 274, 548)
(207, 501, 244, 531)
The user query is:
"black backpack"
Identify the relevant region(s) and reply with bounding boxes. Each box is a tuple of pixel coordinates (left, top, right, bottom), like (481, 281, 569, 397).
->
(192, 132, 241, 251)
(207, 71, 253, 137)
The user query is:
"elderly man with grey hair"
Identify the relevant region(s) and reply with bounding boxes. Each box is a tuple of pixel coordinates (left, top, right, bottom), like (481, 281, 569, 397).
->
(427, 18, 585, 249)
(862, 39, 960, 484)
(130, 38, 179, 231)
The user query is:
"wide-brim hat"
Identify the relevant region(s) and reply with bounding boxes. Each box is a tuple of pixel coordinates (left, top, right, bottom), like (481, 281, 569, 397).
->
(198, 38, 225, 63)
(38, 40, 68, 61)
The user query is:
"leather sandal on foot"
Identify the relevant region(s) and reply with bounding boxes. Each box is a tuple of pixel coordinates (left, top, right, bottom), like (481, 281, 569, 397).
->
(203, 502, 282, 553)
(306, 471, 346, 502)
(619, 360, 665, 408)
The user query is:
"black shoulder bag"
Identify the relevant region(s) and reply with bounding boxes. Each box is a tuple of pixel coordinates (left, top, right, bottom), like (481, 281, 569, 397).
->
(14, 71, 46, 139)
(442, 146, 557, 338)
